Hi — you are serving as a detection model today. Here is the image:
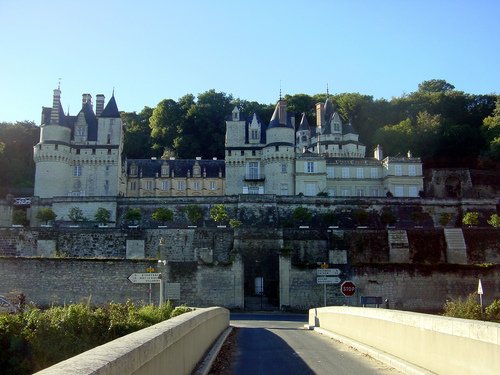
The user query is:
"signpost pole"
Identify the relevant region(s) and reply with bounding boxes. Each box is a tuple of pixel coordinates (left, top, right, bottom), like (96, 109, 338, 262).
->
(159, 274, 164, 306)
(478, 279, 484, 316)
(324, 284, 326, 307)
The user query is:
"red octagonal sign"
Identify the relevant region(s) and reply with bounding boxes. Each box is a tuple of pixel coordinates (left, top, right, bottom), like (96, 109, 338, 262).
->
(341, 281, 356, 297)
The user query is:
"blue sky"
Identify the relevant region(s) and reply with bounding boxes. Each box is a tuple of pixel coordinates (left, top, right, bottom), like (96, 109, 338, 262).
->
(0, 0, 499, 123)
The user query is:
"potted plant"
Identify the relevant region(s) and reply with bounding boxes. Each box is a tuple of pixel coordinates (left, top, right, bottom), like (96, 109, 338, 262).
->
(185, 205, 203, 227)
(68, 207, 85, 227)
(36, 207, 56, 227)
(95, 207, 111, 227)
(151, 207, 173, 228)
(124, 208, 142, 228)
(210, 204, 228, 227)
(12, 209, 28, 227)
(462, 211, 479, 227)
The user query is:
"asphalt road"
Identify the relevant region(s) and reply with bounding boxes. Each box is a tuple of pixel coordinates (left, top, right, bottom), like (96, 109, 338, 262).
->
(225, 313, 401, 375)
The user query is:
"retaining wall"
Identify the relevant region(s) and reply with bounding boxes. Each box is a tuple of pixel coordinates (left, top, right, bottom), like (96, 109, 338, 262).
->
(309, 306, 500, 375)
(35, 307, 229, 375)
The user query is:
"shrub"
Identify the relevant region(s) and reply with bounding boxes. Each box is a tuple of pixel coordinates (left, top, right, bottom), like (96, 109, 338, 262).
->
(210, 204, 228, 224)
(171, 305, 192, 318)
(36, 208, 56, 225)
(12, 209, 28, 226)
(68, 207, 85, 222)
(94, 207, 111, 224)
(462, 211, 479, 227)
(185, 205, 203, 224)
(151, 207, 173, 223)
(229, 219, 242, 228)
(485, 299, 500, 322)
(439, 212, 453, 227)
(352, 209, 369, 226)
(292, 207, 312, 223)
(442, 293, 482, 320)
(380, 208, 396, 226)
(124, 208, 142, 222)
(487, 213, 500, 228)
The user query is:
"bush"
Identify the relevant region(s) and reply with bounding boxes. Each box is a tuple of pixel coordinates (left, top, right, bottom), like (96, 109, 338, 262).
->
(95, 207, 111, 224)
(151, 207, 173, 223)
(292, 207, 312, 224)
(352, 209, 369, 226)
(442, 293, 482, 320)
(487, 213, 500, 228)
(439, 212, 453, 227)
(68, 207, 85, 222)
(380, 208, 396, 226)
(0, 300, 191, 374)
(210, 204, 228, 224)
(229, 219, 242, 228)
(462, 211, 479, 227)
(12, 209, 28, 226)
(185, 205, 203, 224)
(36, 208, 56, 225)
(124, 208, 142, 222)
(171, 305, 192, 318)
(485, 299, 500, 322)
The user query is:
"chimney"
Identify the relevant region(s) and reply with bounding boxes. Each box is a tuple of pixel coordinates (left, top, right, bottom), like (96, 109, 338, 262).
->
(315, 103, 324, 127)
(278, 99, 287, 125)
(96, 94, 105, 116)
(374, 144, 383, 160)
(82, 93, 93, 108)
(50, 88, 61, 125)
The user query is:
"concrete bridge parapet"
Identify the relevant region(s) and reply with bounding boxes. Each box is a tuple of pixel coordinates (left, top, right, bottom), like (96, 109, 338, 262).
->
(35, 307, 229, 375)
(308, 306, 500, 375)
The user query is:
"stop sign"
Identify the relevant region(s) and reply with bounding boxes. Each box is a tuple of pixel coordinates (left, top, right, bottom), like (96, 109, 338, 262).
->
(341, 281, 356, 297)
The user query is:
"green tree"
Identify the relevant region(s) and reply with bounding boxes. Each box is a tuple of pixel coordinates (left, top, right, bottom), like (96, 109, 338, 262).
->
(151, 207, 173, 223)
(12, 209, 28, 226)
(481, 97, 500, 160)
(36, 208, 56, 225)
(121, 107, 154, 159)
(418, 79, 455, 93)
(462, 212, 479, 226)
(380, 208, 396, 226)
(292, 207, 312, 224)
(124, 208, 142, 223)
(439, 212, 453, 227)
(149, 99, 184, 155)
(210, 204, 228, 224)
(185, 205, 203, 225)
(94, 207, 111, 224)
(487, 213, 500, 228)
(68, 207, 85, 223)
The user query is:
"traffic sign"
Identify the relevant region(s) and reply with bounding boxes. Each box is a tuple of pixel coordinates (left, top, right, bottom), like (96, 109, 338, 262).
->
(317, 276, 341, 284)
(317, 268, 341, 276)
(341, 280, 356, 296)
(128, 273, 161, 284)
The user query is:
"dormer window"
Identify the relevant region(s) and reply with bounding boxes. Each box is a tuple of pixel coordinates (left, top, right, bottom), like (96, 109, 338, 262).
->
(193, 162, 201, 177)
(161, 164, 169, 177)
(130, 164, 138, 176)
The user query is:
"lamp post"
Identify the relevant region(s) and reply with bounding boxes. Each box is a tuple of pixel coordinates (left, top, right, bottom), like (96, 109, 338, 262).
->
(158, 237, 167, 306)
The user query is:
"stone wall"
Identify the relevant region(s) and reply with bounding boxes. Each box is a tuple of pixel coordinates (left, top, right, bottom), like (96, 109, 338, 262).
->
(0, 257, 244, 308)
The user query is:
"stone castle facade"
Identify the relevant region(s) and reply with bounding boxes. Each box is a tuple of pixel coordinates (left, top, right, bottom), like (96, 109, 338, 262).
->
(33, 89, 423, 199)
(225, 97, 423, 197)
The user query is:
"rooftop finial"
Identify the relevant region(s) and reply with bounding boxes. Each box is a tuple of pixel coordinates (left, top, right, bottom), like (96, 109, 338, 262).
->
(112, 87, 115, 97)
(279, 80, 282, 101)
(58, 78, 61, 90)
(326, 83, 329, 97)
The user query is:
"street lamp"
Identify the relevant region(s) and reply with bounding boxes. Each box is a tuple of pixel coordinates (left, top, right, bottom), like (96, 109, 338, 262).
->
(158, 237, 167, 306)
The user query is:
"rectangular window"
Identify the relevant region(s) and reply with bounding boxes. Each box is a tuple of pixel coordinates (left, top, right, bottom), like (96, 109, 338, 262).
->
(241, 150, 244, 156)
(305, 183, 317, 196)
(305, 162, 315, 173)
(177, 181, 185, 190)
(409, 165, 416, 176)
(356, 187, 364, 196)
(356, 168, 364, 179)
(130, 181, 137, 190)
(341, 188, 350, 197)
(248, 186, 260, 194)
(370, 188, 379, 197)
(54, 144, 58, 150)
(247, 162, 259, 179)
(76, 149, 80, 155)
(251, 130, 258, 140)
(193, 181, 201, 190)
(209, 181, 217, 190)
(370, 168, 378, 179)
(74, 165, 82, 177)
(341, 167, 350, 179)
(107, 149, 112, 155)
(275, 145, 279, 152)
(161, 181, 169, 190)
(281, 164, 287, 174)
(328, 188, 336, 197)
(394, 186, 404, 197)
(107, 134, 111, 144)
(395, 165, 402, 176)
(145, 181, 153, 190)
(252, 150, 256, 156)
(280, 183, 288, 196)
(326, 166, 334, 178)
(409, 186, 418, 197)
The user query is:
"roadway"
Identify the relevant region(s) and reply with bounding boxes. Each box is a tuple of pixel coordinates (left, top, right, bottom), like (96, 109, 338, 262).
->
(212, 313, 402, 375)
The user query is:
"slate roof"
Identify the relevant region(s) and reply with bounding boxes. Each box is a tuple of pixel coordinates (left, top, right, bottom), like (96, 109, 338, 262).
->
(127, 159, 225, 178)
(298, 113, 310, 131)
(268, 102, 294, 129)
(100, 95, 120, 118)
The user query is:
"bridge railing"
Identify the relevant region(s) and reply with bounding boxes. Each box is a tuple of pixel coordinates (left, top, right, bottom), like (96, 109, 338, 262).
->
(35, 306, 229, 375)
(309, 306, 499, 375)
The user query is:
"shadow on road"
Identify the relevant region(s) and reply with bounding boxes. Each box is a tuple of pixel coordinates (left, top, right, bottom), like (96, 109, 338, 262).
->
(229, 327, 315, 375)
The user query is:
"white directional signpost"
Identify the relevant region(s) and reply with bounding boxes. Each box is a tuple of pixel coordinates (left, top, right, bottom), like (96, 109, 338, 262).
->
(317, 264, 342, 306)
(128, 273, 161, 284)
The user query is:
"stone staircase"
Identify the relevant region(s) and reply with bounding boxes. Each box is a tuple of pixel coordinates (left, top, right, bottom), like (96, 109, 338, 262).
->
(444, 228, 467, 264)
